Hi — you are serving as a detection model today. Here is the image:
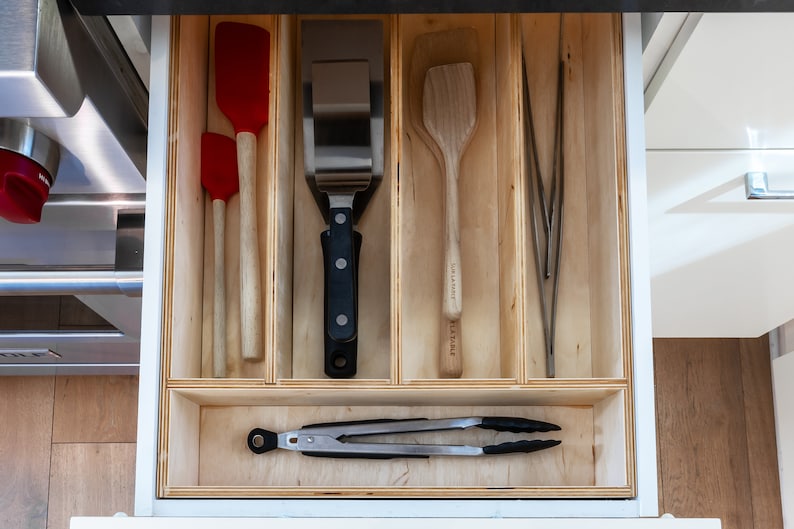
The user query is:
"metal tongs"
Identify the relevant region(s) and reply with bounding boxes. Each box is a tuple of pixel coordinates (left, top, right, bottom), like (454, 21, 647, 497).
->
(247, 417, 561, 459)
(522, 16, 566, 378)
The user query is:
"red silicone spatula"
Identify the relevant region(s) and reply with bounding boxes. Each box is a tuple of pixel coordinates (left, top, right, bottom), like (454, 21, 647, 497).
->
(215, 22, 270, 363)
(201, 132, 239, 378)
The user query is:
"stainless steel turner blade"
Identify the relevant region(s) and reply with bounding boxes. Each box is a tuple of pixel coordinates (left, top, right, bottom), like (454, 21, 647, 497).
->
(301, 19, 384, 224)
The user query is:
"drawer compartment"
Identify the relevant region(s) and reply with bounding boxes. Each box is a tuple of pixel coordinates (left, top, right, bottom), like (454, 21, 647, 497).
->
(158, 12, 633, 498)
(161, 387, 630, 496)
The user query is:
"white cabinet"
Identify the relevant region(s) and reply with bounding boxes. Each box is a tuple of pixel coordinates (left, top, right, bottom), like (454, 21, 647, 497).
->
(644, 13, 794, 339)
(71, 516, 721, 528)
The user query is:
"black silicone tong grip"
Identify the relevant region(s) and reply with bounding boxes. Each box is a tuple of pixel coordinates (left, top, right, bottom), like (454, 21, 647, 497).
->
(482, 439, 562, 455)
(476, 417, 561, 433)
(247, 428, 279, 454)
(322, 221, 362, 378)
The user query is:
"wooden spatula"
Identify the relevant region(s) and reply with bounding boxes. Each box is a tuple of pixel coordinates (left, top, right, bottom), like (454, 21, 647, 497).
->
(423, 62, 478, 378)
(215, 22, 270, 362)
(409, 28, 479, 163)
(201, 132, 239, 378)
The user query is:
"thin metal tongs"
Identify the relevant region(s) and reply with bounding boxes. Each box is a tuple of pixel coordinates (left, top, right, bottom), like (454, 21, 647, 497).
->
(247, 416, 561, 458)
(522, 16, 566, 378)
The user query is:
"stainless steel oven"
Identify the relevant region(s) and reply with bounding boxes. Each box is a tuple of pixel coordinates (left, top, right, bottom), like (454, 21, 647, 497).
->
(0, 0, 148, 373)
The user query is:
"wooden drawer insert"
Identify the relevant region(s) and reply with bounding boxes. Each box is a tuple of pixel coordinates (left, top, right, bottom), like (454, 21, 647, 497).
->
(159, 12, 633, 498)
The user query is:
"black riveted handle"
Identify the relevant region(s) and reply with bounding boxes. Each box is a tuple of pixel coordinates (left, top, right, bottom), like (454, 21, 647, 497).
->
(322, 217, 362, 378)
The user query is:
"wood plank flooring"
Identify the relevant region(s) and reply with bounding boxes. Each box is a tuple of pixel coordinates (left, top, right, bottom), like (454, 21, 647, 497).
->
(0, 337, 785, 527)
(52, 376, 138, 443)
(739, 337, 785, 529)
(47, 443, 136, 529)
(654, 337, 784, 529)
(0, 375, 137, 529)
(0, 377, 54, 529)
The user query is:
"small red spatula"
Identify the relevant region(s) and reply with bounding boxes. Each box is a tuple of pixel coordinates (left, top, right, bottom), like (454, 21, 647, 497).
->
(201, 132, 239, 378)
(215, 22, 270, 363)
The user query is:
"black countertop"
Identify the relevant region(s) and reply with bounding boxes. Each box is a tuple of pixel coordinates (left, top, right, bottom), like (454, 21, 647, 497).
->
(71, 0, 794, 15)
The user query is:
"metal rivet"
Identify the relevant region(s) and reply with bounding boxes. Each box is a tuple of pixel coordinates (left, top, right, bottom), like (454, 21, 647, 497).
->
(334, 212, 347, 224)
(335, 258, 347, 270)
(336, 314, 348, 326)
(333, 354, 347, 368)
(306, 436, 314, 444)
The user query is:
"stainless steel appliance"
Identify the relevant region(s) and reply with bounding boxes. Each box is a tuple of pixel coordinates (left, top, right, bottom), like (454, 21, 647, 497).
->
(0, 0, 148, 374)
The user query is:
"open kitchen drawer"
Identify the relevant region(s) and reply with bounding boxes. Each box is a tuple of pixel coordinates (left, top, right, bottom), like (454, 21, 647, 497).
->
(141, 11, 649, 512)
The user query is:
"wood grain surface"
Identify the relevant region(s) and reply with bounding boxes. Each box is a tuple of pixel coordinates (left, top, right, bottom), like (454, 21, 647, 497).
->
(0, 333, 784, 526)
(738, 336, 784, 529)
(399, 14, 502, 380)
(290, 14, 392, 380)
(422, 61, 478, 378)
(0, 374, 138, 529)
(47, 443, 135, 528)
(654, 337, 783, 529)
(200, 14, 286, 379)
(52, 376, 138, 443)
(170, 14, 210, 380)
(177, 13, 629, 383)
(654, 338, 753, 527)
(0, 377, 54, 529)
(519, 14, 625, 380)
(197, 403, 594, 490)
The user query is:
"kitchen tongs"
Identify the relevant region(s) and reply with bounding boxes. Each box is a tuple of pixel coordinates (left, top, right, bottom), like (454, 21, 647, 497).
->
(301, 20, 385, 379)
(522, 16, 566, 378)
(247, 417, 561, 459)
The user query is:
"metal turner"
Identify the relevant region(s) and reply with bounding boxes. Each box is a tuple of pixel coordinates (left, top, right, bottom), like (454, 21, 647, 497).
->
(301, 20, 385, 378)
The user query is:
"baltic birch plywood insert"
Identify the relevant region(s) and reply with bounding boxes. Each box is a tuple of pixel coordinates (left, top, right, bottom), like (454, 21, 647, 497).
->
(291, 16, 392, 381)
(162, 14, 284, 380)
(158, 13, 634, 500)
(197, 14, 294, 381)
(520, 14, 630, 381)
(399, 14, 521, 381)
(161, 388, 629, 496)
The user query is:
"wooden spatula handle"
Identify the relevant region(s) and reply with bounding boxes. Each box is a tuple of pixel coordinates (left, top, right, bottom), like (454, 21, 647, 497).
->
(442, 153, 463, 320)
(236, 131, 263, 362)
(441, 319, 463, 378)
(440, 153, 463, 378)
(212, 198, 227, 377)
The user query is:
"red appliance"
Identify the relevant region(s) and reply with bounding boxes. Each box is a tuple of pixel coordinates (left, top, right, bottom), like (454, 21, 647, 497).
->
(0, 120, 60, 224)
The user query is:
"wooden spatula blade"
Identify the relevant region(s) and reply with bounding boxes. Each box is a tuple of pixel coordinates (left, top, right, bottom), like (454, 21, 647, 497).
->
(423, 63, 477, 156)
(201, 132, 239, 202)
(409, 29, 479, 166)
(215, 22, 271, 134)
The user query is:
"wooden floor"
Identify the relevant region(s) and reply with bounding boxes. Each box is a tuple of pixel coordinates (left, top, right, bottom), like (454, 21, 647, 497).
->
(654, 336, 784, 529)
(0, 297, 136, 529)
(0, 375, 138, 529)
(0, 335, 784, 527)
